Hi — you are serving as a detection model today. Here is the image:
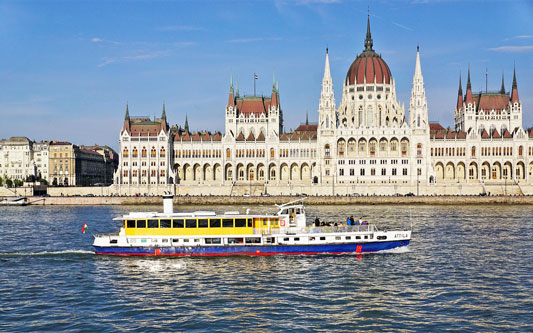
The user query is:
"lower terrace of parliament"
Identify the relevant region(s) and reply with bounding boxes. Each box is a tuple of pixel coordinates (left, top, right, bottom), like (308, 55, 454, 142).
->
(111, 17, 533, 197)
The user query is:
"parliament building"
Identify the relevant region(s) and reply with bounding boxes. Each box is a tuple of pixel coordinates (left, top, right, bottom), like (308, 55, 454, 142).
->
(113, 16, 532, 196)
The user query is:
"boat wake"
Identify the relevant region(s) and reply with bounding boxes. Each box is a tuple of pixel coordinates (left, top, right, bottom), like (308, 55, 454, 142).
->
(0, 249, 94, 257)
(377, 246, 411, 254)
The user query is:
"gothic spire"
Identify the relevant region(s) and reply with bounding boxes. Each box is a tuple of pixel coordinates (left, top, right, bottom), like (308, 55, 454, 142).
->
(161, 103, 166, 119)
(272, 73, 276, 92)
(500, 73, 505, 94)
(306, 111, 309, 125)
(125, 103, 130, 120)
(409, 46, 428, 129)
(457, 74, 463, 110)
(465, 65, 473, 104)
(184, 114, 189, 133)
(458, 74, 463, 96)
(364, 12, 373, 51)
(511, 65, 519, 103)
(229, 74, 234, 93)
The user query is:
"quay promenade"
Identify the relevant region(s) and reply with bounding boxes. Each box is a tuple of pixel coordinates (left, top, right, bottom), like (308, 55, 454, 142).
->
(20, 194, 533, 206)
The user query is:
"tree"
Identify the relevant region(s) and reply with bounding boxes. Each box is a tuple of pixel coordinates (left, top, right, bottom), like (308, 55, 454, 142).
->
(14, 179, 23, 187)
(41, 179, 48, 185)
(0, 176, 3, 186)
(52, 178, 58, 186)
(6, 178, 13, 187)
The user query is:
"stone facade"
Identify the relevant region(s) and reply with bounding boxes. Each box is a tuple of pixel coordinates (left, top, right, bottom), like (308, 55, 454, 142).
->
(113, 16, 532, 195)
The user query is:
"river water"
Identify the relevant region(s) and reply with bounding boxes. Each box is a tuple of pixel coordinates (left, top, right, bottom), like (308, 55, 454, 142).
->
(0, 204, 531, 331)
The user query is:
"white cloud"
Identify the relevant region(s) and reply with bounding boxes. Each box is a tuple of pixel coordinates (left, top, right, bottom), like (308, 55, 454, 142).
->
(489, 45, 533, 53)
(392, 21, 414, 31)
(97, 51, 169, 67)
(91, 37, 103, 43)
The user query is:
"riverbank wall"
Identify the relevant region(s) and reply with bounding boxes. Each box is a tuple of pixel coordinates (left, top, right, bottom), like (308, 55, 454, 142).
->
(22, 194, 533, 206)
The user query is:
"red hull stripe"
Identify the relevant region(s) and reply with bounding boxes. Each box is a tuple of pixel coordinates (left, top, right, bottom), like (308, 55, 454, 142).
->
(94, 251, 371, 256)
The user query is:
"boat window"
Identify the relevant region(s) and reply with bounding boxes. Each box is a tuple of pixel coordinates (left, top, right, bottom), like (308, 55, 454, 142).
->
(223, 219, 234, 228)
(186, 219, 197, 228)
(235, 218, 246, 228)
(210, 219, 221, 228)
(160, 219, 171, 228)
(247, 219, 252, 227)
(148, 219, 159, 228)
(335, 236, 341, 240)
(365, 235, 369, 239)
(281, 209, 288, 215)
(356, 236, 361, 240)
(283, 237, 290, 241)
(137, 220, 147, 228)
(294, 237, 300, 241)
(110, 239, 118, 244)
(265, 237, 274, 244)
(377, 235, 386, 240)
(198, 219, 209, 228)
(172, 238, 180, 243)
(173, 219, 184, 228)
(162, 239, 168, 243)
(296, 208, 301, 214)
(194, 239, 200, 243)
(262, 219, 268, 226)
(127, 220, 135, 228)
(320, 236, 326, 241)
(272, 219, 279, 227)
(309, 237, 315, 241)
(245, 237, 261, 244)
(228, 238, 244, 244)
(141, 239, 147, 243)
(346, 236, 351, 240)
(183, 239, 189, 242)
(205, 238, 222, 244)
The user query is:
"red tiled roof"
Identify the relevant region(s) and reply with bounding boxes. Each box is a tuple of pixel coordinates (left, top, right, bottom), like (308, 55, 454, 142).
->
(429, 123, 445, 131)
(492, 129, 501, 138)
(236, 98, 271, 116)
(478, 94, 510, 113)
(295, 124, 318, 133)
(191, 133, 201, 141)
(280, 133, 289, 141)
(236, 133, 245, 141)
(481, 129, 490, 138)
(446, 131, 455, 139)
(435, 131, 445, 139)
(503, 129, 512, 138)
(80, 149, 101, 156)
(256, 132, 265, 141)
(212, 133, 222, 141)
(201, 133, 211, 141)
(246, 132, 255, 141)
(346, 50, 392, 85)
(529, 129, 533, 138)
(457, 131, 467, 139)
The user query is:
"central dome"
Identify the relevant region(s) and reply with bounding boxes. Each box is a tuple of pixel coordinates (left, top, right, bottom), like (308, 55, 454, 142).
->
(345, 16, 392, 86)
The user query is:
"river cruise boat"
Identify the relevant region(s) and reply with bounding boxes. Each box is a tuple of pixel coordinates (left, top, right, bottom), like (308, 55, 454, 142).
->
(93, 195, 411, 256)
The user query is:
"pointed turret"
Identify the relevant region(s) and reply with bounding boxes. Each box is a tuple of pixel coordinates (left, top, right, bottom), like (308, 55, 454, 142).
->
(271, 73, 278, 106)
(408, 46, 428, 129)
(364, 13, 373, 51)
(306, 111, 309, 125)
(318, 47, 336, 130)
(184, 114, 189, 134)
(457, 74, 463, 110)
(228, 75, 235, 107)
(465, 66, 473, 104)
(511, 66, 519, 103)
(500, 73, 505, 94)
(161, 103, 168, 132)
(236, 81, 239, 97)
(122, 104, 131, 134)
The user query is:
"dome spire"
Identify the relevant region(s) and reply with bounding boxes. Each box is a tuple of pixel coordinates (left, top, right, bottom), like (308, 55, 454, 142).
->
(365, 10, 373, 51)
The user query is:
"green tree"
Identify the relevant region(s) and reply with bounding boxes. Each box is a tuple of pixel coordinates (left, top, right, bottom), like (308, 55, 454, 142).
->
(14, 179, 23, 187)
(41, 179, 48, 185)
(0, 176, 3, 186)
(6, 178, 13, 187)
(52, 178, 58, 186)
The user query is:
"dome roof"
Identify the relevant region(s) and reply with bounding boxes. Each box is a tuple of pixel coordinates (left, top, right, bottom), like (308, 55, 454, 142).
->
(345, 16, 392, 85)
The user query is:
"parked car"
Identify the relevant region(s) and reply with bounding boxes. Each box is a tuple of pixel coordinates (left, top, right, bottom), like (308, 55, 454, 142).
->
(405, 192, 415, 197)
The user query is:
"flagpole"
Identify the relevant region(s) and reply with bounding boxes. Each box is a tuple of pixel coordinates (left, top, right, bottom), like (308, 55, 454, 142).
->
(254, 72, 256, 96)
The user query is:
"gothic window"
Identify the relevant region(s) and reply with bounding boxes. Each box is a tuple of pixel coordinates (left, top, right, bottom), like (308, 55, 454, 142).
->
(325, 144, 330, 158)
(226, 148, 231, 158)
(367, 107, 373, 126)
(123, 148, 129, 158)
(160, 148, 166, 158)
(337, 140, 345, 157)
(358, 107, 363, 127)
(369, 141, 376, 156)
(325, 116, 329, 128)
(417, 143, 422, 157)
(401, 139, 409, 156)
(417, 114, 420, 127)
(471, 146, 476, 157)
(142, 147, 147, 158)
(519, 146, 524, 156)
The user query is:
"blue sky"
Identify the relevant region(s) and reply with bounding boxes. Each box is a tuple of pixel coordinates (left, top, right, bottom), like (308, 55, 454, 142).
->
(0, 0, 532, 150)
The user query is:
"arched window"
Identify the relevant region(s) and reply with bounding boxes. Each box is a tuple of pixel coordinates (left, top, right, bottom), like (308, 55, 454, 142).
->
(123, 148, 129, 158)
(141, 147, 147, 158)
(151, 147, 156, 158)
(160, 147, 166, 158)
(132, 148, 138, 158)
(417, 143, 422, 156)
(325, 116, 329, 128)
(270, 148, 275, 158)
(325, 144, 330, 157)
(226, 148, 231, 158)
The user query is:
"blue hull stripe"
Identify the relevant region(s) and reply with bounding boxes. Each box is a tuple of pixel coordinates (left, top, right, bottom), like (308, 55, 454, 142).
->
(94, 240, 409, 256)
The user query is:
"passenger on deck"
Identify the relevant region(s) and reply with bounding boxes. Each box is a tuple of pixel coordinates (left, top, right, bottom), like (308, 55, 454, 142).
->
(357, 217, 364, 225)
(350, 216, 355, 225)
(346, 217, 352, 226)
(361, 220, 368, 226)
(314, 217, 320, 227)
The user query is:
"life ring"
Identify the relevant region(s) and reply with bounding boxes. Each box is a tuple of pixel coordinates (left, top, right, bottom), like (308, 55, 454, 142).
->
(280, 220, 285, 227)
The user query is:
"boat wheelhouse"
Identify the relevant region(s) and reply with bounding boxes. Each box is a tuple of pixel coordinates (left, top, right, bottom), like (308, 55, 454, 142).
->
(93, 196, 411, 256)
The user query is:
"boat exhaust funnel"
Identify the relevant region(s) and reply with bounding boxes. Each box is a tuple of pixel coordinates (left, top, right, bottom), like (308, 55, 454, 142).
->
(163, 194, 174, 214)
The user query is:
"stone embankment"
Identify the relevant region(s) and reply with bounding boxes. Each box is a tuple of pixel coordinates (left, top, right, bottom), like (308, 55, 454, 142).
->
(22, 195, 533, 206)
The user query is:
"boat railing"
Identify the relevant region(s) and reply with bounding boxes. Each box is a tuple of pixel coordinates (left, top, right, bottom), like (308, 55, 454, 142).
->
(96, 233, 120, 237)
(254, 225, 377, 235)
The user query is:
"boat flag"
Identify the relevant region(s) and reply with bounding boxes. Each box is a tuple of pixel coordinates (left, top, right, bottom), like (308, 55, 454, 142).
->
(254, 73, 258, 79)
(82, 222, 88, 234)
